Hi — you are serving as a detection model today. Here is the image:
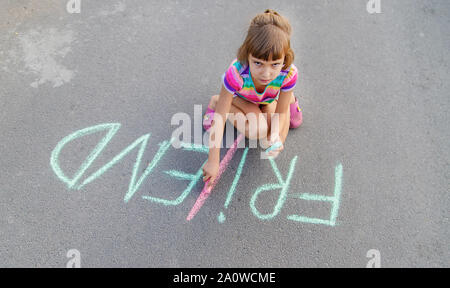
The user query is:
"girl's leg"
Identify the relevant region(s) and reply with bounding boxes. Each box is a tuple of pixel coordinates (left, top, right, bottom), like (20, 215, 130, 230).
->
(260, 93, 296, 136)
(279, 104, 290, 143)
(259, 100, 278, 137)
(260, 96, 292, 144)
(280, 94, 295, 142)
(228, 103, 265, 140)
(228, 97, 268, 140)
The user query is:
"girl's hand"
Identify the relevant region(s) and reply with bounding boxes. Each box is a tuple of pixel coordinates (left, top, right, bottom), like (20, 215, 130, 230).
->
(202, 159, 219, 189)
(265, 134, 284, 159)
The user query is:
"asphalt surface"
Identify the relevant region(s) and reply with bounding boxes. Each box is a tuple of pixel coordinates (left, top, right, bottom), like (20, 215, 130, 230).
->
(0, 0, 449, 267)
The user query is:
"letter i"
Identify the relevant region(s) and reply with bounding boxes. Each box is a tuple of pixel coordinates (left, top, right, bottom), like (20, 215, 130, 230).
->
(218, 147, 249, 223)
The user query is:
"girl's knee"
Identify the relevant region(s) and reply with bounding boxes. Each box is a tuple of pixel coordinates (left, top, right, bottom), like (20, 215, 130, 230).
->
(246, 115, 268, 140)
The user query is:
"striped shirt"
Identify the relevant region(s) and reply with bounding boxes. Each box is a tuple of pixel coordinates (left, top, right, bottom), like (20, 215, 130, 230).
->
(222, 59, 298, 105)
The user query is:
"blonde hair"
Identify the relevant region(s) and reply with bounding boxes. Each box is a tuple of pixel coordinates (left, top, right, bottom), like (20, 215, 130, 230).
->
(237, 9, 294, 70)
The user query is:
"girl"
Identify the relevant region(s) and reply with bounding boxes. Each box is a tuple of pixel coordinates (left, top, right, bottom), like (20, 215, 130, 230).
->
(202, 9, 303, 188)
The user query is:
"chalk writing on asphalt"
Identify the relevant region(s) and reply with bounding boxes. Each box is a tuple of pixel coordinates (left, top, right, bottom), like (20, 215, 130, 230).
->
(50, 123, 343, 226)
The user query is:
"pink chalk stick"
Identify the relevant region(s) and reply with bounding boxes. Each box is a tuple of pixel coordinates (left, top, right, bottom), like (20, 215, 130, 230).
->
(186, 133, 245, 221)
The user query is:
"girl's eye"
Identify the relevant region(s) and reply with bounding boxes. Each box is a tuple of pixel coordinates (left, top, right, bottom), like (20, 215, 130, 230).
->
(253, 61, 280, 67)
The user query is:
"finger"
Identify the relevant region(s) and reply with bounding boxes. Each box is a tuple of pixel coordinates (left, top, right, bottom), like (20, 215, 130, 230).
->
(275, 143, 284, 152)
(208, 178, 214, 189)
(265, 142, 282, 155)
(267, 149, 281, 158)
(277, 144, 284, 153)
(273, 143, 283, 150)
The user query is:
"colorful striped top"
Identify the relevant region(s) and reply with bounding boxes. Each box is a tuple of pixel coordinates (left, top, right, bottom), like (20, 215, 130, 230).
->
(222, 59, 298, 105)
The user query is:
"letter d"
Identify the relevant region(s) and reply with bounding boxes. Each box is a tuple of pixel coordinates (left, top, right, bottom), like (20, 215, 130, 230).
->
(67, 0, 81, 14)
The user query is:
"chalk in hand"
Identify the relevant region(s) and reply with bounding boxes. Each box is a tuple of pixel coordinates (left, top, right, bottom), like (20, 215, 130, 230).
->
(187, 133, 245, 221)
(265, 141, 283, 154)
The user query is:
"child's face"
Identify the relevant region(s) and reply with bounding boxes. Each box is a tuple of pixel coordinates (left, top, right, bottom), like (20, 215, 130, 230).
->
(248, 53, 285, 87)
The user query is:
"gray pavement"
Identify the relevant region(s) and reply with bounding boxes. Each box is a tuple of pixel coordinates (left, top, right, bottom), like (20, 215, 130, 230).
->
(0, 0, 449, 267)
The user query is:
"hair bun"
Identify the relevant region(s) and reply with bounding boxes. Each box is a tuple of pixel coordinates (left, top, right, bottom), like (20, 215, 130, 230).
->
(264, 9, 280, 16)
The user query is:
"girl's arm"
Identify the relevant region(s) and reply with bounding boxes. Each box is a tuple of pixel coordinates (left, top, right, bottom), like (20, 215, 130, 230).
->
(272, 90, 292, 140)
(263, 90, 292, 158)
(208, 85, 234, 162)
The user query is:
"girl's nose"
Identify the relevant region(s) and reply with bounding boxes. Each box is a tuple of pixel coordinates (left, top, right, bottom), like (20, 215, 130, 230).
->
(262, 69, 270, 78)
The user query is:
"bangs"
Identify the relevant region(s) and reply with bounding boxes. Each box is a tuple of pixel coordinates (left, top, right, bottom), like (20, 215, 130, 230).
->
(237, 10, 294, 70)
(247, 25, 289, 62)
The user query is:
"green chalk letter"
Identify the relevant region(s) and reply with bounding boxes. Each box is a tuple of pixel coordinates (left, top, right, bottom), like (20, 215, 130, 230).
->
(250, 156, 298, 220)
(50, 123, 121, 189)
(142, 141, 209, 206)
(50, 123, 174, 203)
(287, 163, 343, 226)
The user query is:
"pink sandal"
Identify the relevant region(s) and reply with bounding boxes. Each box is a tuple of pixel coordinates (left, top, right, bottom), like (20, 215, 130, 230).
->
(290, 97, 303, 129)
(203, 106, 215, 131)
